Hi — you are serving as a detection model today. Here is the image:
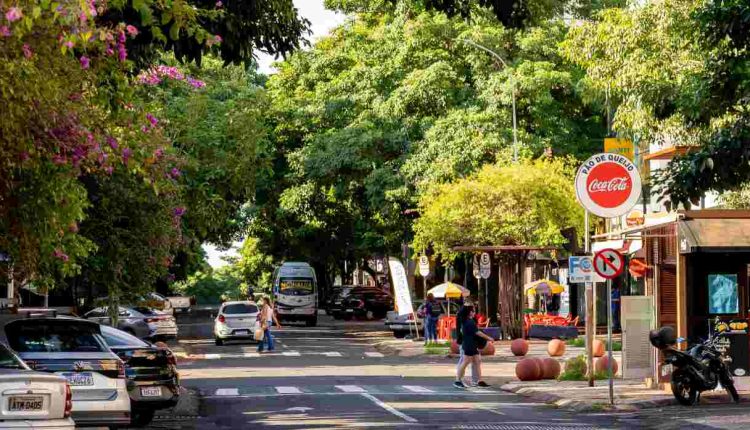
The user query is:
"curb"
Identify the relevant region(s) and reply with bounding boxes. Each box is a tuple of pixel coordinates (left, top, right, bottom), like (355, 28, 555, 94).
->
(501, 383, 750, 412)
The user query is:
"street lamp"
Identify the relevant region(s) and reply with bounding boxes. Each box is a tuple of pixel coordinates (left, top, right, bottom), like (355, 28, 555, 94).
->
(457, 38, 518, 163)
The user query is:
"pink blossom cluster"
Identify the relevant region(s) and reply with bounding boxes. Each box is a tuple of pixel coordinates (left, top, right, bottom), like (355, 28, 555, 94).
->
(53, 249, 70, 262)
(136, 65, 205, 89)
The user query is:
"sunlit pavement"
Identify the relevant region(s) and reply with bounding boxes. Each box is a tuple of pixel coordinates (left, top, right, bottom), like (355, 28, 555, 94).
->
(129, 313, 750, 430)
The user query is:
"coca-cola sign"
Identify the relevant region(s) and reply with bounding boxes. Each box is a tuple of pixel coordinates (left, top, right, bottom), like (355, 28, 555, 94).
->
(575, 153, 641, 218)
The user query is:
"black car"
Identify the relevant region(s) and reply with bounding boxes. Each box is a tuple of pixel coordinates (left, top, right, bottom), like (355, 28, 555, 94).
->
(99, 325, 180, 427)
(331, 286, 393, 320)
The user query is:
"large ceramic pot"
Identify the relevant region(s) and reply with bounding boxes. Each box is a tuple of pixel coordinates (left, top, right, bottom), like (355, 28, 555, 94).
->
(547, 339, 566, 357)
(592, 339, 605, 357)
(450, 340, 460, 354)
(511, 338, 529, 356)
(595, 355, 619, 376)
(481, 341, 496, 356)
(541, 358, 561, 379)
(515, 357, 542, 381)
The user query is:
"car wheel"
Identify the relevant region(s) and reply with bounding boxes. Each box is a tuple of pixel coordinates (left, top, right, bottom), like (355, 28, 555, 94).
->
(393, 331, 407, 339)
(215, 337, 224, 346)
(130, 409, 155, 427)
(306, 317, 317, 327)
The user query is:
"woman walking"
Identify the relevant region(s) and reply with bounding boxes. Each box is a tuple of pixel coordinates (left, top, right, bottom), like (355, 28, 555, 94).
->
(257, 297, 281, 353)
(454, 306, 492, 388)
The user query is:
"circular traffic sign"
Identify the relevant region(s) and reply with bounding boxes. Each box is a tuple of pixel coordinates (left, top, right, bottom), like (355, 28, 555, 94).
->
(593, 248, 625, 279)
(575, 153, 641, 218)
(419, 255, 430, 277)
(479, 252, 491, 279)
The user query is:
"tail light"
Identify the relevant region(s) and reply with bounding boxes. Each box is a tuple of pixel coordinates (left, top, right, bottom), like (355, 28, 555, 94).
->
(117, 360, 125, 378)
(407, 314, 414, 321)
(218, 314, 226, 323)
(63, 383, 72, 418)
(145, 317, 158, 323)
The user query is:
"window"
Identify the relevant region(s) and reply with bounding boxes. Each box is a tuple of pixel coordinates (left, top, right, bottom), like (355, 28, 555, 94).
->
(6, 321, 107, 353)
(222, 303, 258, 315)
(100, 326, 149, 348)
(86, 309, 106, 318)
(0, 344, 27, 369)
(708, 274, 739, 314)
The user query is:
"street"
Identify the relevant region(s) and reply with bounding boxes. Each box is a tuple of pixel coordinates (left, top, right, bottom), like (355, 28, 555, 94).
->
(161, 312, 617, 429)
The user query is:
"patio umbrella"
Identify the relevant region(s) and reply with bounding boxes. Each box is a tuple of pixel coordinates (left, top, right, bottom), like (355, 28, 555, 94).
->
(524, 279, 564, 295)
(428, 282, 470, 318)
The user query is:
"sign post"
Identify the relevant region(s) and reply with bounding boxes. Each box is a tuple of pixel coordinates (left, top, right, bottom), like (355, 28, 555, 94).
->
(593, 248, 625, 405)
(575, 153, 641, 393)
(480, 252, 491, 317)
(419, 255, 430, 301)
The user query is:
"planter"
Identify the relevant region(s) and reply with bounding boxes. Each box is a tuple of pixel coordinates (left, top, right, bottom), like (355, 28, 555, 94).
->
(480, 341, 495, 356)
(547, 339, 566, 357)
(516, 357, 542, 381)
(592, 339, 605, 357)
(511, 338, 529, 356)
(541, 358, 561, 379)
(595, 355, 619, 376)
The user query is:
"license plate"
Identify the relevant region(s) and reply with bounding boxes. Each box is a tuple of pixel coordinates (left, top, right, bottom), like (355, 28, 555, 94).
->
(235, 329, 249, 335)
(140, 386, 162, 397)
(8, 396, 44, 411)
(346, 309, 354, 313)
(63, 372, 94, 386)
(390, 324, 408, 329)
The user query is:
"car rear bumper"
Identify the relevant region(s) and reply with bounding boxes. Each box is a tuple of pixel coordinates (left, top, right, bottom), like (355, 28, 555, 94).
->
(149, 326, 178, 338)
(71, 410, 130, 427)
(0, 418, 75, 429)
(71, 388, 130, 427)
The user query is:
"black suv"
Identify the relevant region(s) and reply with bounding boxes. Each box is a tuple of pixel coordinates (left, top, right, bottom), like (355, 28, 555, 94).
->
(331, 286, 393, 320)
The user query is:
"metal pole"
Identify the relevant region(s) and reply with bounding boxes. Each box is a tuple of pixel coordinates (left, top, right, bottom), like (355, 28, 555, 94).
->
(607, 278, 614, 405)
(457, 38, 518, 163)
(585, 210, 595, 387)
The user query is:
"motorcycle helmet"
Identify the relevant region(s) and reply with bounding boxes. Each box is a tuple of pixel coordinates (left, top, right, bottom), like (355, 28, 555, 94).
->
(649, 326, 677, 349)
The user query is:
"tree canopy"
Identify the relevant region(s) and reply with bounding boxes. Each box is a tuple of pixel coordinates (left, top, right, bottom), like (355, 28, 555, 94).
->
(412, 159, 583, 257)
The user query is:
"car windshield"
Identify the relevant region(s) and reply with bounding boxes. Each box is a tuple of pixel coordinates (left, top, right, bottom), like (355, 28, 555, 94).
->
(100, 326, 150, 348)
(6, 321, 107, 353)
(223, 303, 258, 314)
(279, 278, 314, 296)
(0, 344, 26, 369)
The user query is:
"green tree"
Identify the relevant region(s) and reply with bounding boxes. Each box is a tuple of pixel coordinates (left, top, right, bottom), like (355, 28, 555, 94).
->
(412, 159, 583, 258)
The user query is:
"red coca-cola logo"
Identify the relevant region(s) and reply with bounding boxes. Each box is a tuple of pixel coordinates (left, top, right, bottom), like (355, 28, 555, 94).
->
(585, 163, 632, 208)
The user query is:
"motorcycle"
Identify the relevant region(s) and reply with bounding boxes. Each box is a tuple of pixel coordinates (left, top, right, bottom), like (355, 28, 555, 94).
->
(649, 326, 739, 406)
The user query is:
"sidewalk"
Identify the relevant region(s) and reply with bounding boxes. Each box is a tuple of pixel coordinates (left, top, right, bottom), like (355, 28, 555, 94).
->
(501, 378, 750, 412)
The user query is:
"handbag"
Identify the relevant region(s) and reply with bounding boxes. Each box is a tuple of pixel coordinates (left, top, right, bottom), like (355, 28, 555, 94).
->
(254, 327, 265, 341)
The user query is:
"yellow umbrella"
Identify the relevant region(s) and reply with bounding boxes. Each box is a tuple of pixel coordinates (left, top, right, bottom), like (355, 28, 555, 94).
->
(428, 282, 470, 299)
(524, 279, 564, 295)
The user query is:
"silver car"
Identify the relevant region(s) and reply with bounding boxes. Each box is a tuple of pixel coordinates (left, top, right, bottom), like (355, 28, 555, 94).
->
(214, 301, 260, 346)
(85, 306, 178, 340)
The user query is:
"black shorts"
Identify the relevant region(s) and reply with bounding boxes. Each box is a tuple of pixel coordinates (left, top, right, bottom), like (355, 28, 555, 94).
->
(463, 347, 479, 356)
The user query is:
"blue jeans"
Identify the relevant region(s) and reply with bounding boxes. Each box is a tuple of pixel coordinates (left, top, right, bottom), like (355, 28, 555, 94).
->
(424, 316, 438, 341)
(257, 325, 274, 351)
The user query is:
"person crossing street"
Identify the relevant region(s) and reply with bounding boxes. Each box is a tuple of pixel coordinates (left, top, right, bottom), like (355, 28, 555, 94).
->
(257, 297, 281, 353)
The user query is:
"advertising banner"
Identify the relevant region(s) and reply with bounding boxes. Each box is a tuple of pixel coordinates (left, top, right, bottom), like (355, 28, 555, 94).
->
(388, 257, 414, 316)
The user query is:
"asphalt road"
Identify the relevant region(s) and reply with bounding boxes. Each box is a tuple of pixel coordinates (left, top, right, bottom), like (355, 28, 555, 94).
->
(160, 313, 620, 430)
(147, 313, 750, 430)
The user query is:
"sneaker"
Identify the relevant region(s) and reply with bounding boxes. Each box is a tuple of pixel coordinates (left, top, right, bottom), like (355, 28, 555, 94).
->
(453, 381, 467, 389)
(476, 381, 490, 388)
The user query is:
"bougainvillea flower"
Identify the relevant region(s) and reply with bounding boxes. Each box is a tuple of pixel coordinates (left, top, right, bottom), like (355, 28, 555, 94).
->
(5, 7, 22, 22)
(0, 26, 10, 37)
(64, 40, 75, 49)
(122, 147, 132, 162)
(146, 113, 158, 126)
(22, 44, 32, 59)
(154, 148, 164, 158)
(170, 167, 181, 178)
(106, 136, 118, 150)
(126, 25, 138, 37)
(53, 249, 70, 262)
(117, 45, 127, 62)
(80, 55, 90, 69)
(173, 207, 186, 217)
(216, 1, 223, 7)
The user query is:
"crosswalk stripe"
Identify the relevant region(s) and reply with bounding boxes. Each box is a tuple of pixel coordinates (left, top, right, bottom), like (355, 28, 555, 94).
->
(205, 353, 221, 360)
(364, 352, 384, 358)
(282, 351, 301, 357)
(243, 352, 260, 358)
(215, 388, 239, 396)
(275, 386, 302, 394)
(402, 385, 433, 393)
(335, 385, 366, 393)
(322, 352, 342, 357)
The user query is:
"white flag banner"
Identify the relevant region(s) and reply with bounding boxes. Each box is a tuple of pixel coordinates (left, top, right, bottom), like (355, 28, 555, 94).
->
(388, 257, 414, 316)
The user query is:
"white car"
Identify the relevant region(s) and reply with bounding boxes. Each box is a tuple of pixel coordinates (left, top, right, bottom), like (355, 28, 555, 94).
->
(4, 317, 131, 428)
(86, 306, 178, 340)
(166, 295, 192, 314)
(214, 301, 260, 345)
(0, 343, 75, 429)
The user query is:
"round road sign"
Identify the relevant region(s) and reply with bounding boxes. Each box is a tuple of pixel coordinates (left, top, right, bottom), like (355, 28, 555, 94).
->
(593, 248, 625, 279)
(419, 255, 430, 277)
(479, 252, 491, 279)
(575, 153, 641, 218)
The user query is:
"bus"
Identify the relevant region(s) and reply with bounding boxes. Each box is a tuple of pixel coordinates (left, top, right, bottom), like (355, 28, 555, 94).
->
(272, 262, 318, 326)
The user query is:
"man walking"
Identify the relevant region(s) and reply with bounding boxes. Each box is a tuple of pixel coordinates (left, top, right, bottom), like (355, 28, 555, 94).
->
(423, 294, 439, 344)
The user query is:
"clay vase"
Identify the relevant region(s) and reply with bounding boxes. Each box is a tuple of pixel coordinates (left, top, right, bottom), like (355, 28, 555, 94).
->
(510, 338, 529, 356)
(547, 339, 566, 357)
(450, 340, 460, 355)
(541, 358, 561, 379)
(592, 339, 605, 357)
(515, 357, 542, 381)
(595, 355, 619, 376)
(481, 341, 496, 356)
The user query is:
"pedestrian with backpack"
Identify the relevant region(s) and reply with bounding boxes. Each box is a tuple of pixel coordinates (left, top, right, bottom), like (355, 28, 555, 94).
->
(423, 294, 440, 344)
(455, 306, 493, 389)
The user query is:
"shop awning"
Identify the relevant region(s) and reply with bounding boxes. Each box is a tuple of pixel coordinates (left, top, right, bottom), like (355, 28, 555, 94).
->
(591, 213, 680, 240)
(678, 218, 750, 253)
(591, 239, 642, 255)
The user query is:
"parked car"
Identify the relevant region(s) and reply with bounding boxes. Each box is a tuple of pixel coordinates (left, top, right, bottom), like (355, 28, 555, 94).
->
(0, 342, 75, 429)
(330, 286, 393, 320)
(99, 325, 180, 428)
(85, 306, 178, 340)
(143, 293, 174, 316)
(214, 301, 260, 346)
(166, 295, 192, 314)
(384, 300, 459, 338)
(3, 317, 131, 428)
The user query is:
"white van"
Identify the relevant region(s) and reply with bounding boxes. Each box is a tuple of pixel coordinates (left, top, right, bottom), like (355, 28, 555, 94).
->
(272, 262, 318, 326)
